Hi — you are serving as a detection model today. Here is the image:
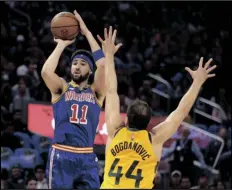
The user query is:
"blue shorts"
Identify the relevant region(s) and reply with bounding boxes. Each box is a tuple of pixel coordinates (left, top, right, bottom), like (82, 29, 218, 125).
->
(46, 145, 100, 189)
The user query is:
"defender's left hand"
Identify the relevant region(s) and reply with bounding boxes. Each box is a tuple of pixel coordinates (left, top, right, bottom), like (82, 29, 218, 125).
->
(97, 26, 122, 55)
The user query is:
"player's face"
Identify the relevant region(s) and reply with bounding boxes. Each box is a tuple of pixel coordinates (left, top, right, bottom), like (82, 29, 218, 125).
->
(71, 58, 91, 84)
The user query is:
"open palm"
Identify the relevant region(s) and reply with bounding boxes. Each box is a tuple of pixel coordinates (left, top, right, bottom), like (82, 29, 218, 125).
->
(97, 26, 122, 55)
(185, 57, 217, 84)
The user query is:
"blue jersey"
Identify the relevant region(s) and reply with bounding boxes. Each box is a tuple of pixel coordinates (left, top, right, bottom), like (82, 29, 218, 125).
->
(52, 82, 102, 147)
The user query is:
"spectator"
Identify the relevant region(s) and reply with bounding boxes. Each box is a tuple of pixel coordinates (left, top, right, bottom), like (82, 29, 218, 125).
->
(191, 174, 209, 189)
(34, 165, 48, 189)
(10, 77, 34, 124)
(206, 127, 231, 182)
(1, 122, 22, 150)
(153, 172, 163, 189)
(212, 180, 226, 190)
(8, 165, 25, 189)
(1, 169, 9, 189)
(169, 170, 182, 189)
(180, 176, 191, 189)
(162, 127, 206, 185)
(25, 177, 37, 189)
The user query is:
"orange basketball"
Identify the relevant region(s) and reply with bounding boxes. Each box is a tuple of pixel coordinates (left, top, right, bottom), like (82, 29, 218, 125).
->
(51, 12, 79, 40)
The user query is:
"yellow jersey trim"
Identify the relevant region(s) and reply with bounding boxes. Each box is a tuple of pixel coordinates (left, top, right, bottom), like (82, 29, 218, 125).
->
(52, 144, 93, 153)
(90, 85, 103, 108)
(51, 85, 69, 104)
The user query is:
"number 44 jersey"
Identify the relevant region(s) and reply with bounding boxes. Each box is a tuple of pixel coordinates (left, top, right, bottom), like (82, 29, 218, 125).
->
(101, 127, 159, 189)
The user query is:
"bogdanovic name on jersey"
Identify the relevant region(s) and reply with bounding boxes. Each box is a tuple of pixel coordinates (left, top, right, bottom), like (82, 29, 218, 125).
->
(110, 141, 151, 161)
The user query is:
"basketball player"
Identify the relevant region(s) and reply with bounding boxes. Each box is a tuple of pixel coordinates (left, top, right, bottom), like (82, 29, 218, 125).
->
(98, 27, 217, 189)
(41, 11, 121, 189)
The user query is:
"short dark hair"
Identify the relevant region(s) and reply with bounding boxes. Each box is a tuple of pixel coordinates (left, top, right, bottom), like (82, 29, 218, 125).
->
(34, 165, 45, 172)
(127, 99, 152, 130)
(25, 176, 37, 185)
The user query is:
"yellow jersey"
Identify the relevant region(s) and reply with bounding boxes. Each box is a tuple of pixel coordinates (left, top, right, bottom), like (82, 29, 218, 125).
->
(101, 127, 159, 189)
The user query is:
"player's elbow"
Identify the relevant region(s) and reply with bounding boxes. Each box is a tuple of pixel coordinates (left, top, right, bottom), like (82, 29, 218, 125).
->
(41, 68, 47, 78)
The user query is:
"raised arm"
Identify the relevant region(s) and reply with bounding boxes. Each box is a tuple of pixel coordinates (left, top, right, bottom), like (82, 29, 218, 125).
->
(74, 10, 105, 103)
(151, 58, 217, 144)
(41, 38, 75, 99)
(98, 26, 123, 137)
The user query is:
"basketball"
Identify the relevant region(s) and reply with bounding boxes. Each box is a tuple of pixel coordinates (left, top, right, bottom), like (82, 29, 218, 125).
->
(51, 12, 79, 40)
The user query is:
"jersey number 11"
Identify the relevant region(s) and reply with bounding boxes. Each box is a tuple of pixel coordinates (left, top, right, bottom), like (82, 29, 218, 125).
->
(70, 104, 88, 124)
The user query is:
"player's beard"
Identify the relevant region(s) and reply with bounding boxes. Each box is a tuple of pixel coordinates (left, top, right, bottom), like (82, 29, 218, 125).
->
(71, 71, 90, 84)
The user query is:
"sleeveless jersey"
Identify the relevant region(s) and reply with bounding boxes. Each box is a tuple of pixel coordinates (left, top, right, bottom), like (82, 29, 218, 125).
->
(52, 81, 101, 147)
(101, 127, 159, 189)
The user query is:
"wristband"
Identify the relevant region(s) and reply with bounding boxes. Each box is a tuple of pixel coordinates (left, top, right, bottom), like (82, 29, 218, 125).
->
(92, 49, 105, 62)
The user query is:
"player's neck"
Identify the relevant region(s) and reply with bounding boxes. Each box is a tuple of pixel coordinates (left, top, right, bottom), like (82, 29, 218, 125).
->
(71, 80, 89, 89)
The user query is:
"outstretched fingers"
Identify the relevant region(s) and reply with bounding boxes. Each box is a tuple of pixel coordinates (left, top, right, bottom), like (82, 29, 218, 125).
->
(104, 28, 108, 40)
(185, 67, 193, 75)
(112, 29, 117, 44)
(115, 43, 123, 52)
(206, 65, 217, 73)
(199, 57, 204, 68)
(204, 58, 213, 69)
(97, 35, 104, 44)
(207, 74, 216, 78)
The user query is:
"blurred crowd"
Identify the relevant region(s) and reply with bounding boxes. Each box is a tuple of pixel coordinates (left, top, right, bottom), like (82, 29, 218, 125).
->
(1, 1, 231, 189)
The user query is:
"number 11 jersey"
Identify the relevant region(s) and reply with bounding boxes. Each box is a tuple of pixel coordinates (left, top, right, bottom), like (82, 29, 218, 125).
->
(101, 127, 159, 189)
(52, 81, 102, 148)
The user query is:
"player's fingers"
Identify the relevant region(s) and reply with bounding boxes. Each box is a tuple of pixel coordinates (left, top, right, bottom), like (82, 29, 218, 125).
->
(73, 10, 82, 20)
(97, 35, 104, 44)
(104, 28, 108, 40)
(207, 74, 216, 78)
(204, 58, 213, 69)
(199, 57, 203, 67)
(112, 29, 117, 43)
(54, 37, 58, 43)
(73, 10, 80, 19)
(206, 65, 217, 73)
(115, 43, 123, 51)
(185, 67, 193, 74)
(108, 26, 113, 40)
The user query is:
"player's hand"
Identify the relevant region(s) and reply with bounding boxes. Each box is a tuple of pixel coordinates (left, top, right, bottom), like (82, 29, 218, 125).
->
(97, 26, 123, 55)
(54, 38, 76, 47)
(73, 10, 89, 36)
(185, 57, 217, 85)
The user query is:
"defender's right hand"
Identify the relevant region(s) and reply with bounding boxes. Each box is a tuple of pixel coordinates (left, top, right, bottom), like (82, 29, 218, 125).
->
(54, 38, 76, 48)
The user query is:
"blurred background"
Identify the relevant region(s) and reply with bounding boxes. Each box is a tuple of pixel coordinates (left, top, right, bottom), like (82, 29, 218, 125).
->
(1, 1, 231, 189)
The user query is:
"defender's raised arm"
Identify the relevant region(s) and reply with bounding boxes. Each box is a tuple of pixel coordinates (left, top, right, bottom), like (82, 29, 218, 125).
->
(151, 58, 217, 144)
(97, 26, 122, 137)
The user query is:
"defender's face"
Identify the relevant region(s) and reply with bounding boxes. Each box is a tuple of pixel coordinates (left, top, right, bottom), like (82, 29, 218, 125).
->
(71, 58, 91, 83)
